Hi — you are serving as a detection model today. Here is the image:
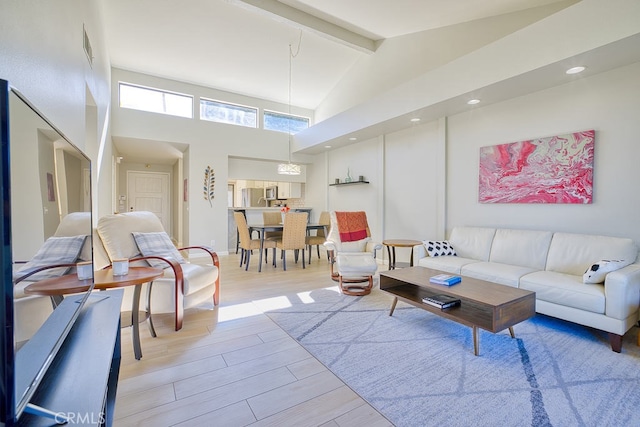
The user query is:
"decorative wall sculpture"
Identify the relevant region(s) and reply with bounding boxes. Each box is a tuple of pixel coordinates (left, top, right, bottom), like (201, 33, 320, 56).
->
(479, 130, 594, 204)
(203, 166, 215, 206)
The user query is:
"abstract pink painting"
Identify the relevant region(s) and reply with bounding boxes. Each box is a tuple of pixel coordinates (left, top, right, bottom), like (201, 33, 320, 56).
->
(479, 130, 594, 204)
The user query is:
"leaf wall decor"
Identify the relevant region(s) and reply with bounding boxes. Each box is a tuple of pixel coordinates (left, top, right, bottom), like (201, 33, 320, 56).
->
(203, 166, 215, 206)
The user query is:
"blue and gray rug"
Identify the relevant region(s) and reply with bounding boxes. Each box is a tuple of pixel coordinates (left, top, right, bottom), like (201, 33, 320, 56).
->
(263, 287, 640, 427)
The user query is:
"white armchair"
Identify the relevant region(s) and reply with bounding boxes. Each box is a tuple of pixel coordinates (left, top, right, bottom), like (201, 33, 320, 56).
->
(323, 211, 381, 295)
(13, 212, 92, 343)
(96, 211, 219, 331)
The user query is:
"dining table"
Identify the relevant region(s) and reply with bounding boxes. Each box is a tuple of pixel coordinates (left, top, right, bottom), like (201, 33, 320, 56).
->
(248, 222, 328, 272)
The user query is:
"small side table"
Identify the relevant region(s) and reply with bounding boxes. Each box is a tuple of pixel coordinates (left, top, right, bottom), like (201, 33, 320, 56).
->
(25, 266, 163, 360)
(382, 239, 422, 270)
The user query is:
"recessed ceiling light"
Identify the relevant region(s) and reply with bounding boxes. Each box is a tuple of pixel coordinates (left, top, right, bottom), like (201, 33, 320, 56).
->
(348, 137, 357, 141)
(324, 145, 332, 148)
(566, 66, 586, 75)
(410, 118, 421, 122)
(467, 99, 480, 105)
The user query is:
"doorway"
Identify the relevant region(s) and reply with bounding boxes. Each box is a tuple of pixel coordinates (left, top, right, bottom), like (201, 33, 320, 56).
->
(126, 170, 171, 234)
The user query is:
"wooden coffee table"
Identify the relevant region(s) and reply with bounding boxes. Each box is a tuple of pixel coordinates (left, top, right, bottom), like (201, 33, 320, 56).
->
(380, 267, 535, 356)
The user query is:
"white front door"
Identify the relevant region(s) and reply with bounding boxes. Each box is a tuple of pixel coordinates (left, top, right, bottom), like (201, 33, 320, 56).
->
(127, 171, 171, 234)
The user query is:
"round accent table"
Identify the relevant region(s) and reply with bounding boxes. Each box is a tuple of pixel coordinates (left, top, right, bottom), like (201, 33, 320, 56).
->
(25, 266, 163, 360)
(382, 239, 422, 270)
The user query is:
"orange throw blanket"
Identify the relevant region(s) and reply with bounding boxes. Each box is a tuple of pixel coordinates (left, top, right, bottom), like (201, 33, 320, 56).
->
(335, 211, 370, 242)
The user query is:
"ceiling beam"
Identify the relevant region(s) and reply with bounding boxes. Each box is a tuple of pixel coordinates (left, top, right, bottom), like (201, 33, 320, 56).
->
(228, 0, 377, 53)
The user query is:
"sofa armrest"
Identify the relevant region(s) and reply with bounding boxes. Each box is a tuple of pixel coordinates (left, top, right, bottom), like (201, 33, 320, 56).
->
(604, 263, 640, 320)
(413, 244, 427, 265)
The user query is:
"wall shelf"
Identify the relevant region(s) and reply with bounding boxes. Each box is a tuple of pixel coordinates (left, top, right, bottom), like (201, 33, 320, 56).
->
(329, 181, 369, 186)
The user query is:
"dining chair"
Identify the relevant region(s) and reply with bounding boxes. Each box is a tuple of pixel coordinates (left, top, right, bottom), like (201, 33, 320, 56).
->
(234, 211, 276, 271)
(305, 210, 330, 264)
(263, 211, 283, 262)
(274, 212, 308, 271)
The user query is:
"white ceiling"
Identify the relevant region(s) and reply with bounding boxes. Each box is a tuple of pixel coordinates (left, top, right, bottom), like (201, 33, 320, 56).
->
(101, 0, 572, 164)
(100, 0, 567, 110)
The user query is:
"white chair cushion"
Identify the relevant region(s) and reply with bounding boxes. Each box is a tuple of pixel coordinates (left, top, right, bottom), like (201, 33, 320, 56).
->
(158, 263, 218, 296)
(336, 254, 377, 278)
(97, 212, 165, 260)
(340, 237, 370, 253)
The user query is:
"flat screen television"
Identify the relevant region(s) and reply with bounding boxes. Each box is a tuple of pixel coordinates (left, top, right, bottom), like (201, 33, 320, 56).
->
(0, 79, 95, 425)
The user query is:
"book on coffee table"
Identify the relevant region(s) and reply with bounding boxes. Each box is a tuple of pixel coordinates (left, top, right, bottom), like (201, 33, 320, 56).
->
(429, 274, 462, 286)
(422, 294, 461, 309)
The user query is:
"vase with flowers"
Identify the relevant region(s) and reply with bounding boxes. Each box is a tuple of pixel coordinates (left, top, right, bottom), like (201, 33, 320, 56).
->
(280, 206, 290, 223)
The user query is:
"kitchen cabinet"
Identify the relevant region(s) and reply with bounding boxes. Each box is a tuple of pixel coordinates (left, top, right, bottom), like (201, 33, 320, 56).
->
(277, 182, 302, 199)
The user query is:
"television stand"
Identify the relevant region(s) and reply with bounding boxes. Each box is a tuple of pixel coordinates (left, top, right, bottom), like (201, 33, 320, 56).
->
(17, 289, 123, 426)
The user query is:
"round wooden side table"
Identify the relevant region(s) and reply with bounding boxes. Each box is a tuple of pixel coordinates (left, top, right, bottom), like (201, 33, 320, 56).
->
(382, 239, 422, 270)
(25, 266, 163, 360)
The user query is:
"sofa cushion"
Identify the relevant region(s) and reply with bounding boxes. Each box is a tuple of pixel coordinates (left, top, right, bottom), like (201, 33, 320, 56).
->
(520, 271, 605, 314)
(423, 240, 457, 257)
(583, 259, 627, 284)
(489, 229, 553, 270)
(546, 232, 637, 276)
(449, 227, 495, 261)
(160, 262, 218, 295)
(461, 262, 537, 288)
(418, 255, 479, 274)
(132, 231, 185, 268)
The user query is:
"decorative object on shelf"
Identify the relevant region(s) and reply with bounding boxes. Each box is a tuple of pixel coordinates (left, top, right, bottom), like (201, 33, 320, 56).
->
(359, 175, 364, 182)
(479, 129, 594, 204)
(345, 168, 352, 183)
(335, 178, 340, 184)
(278, 32, 302, 176)
(329, 180, 370, 186)
(203, 166, 215, 206)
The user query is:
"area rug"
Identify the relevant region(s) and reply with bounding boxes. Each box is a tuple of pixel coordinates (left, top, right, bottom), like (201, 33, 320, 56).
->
(261, 287, 640, 427)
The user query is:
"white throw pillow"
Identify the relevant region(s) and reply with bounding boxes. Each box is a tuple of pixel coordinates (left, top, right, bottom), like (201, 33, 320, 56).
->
(422, 240, 457, 257)
(583, 259, 627, 284)
(132, 231, 186, 268)
(16, 235, 87, 281)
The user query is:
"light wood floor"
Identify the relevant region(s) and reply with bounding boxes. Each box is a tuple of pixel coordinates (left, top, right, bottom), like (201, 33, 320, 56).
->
(114, 249, 393, 426)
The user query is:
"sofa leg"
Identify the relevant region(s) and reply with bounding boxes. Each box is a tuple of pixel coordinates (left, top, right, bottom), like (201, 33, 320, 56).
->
(608, 333, 622, 353)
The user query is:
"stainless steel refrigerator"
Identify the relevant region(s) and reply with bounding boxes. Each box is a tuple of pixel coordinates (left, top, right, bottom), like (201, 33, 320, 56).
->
(241, 188, 265, 207)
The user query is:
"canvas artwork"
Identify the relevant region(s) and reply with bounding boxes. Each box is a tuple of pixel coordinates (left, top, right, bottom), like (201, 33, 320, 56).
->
(479, 130, 594, 204)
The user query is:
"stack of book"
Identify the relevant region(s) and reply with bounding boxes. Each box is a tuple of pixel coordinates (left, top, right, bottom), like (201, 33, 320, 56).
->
(429, 274, 462, 286)
(422, 294, 461, 309)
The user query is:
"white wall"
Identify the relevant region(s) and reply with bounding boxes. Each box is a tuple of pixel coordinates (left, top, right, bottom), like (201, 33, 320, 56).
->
(447, 61, 640, 243)
(110, 68, 315, 251)
(317, 61, 640, 261)
(0, 0, 112, 222)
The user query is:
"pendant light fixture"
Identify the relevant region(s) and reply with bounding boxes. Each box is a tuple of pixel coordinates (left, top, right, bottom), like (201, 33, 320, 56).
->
(278, 33, 302, 175)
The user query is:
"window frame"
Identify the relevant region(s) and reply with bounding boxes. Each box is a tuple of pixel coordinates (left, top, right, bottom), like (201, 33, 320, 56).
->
(118, 82, 194, 118)
(263, 109, 310, 134)
(199, 97, 258, 128)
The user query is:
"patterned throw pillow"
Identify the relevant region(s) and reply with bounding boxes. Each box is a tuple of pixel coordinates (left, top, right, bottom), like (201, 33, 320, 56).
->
(16, 235, 87, 281)
(422, 240, 457, 257)
(583, 259, 628, 284)
(132, 231, 186, 268)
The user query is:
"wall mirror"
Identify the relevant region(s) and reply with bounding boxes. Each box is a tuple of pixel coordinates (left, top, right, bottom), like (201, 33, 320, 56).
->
(0, 80, 94, 423)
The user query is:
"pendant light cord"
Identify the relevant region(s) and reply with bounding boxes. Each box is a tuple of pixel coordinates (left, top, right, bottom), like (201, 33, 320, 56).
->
(287, 31, 302, 163)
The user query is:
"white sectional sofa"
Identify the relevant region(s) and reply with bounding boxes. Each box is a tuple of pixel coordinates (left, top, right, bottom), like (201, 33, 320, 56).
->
(413, 226, 640, 352)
